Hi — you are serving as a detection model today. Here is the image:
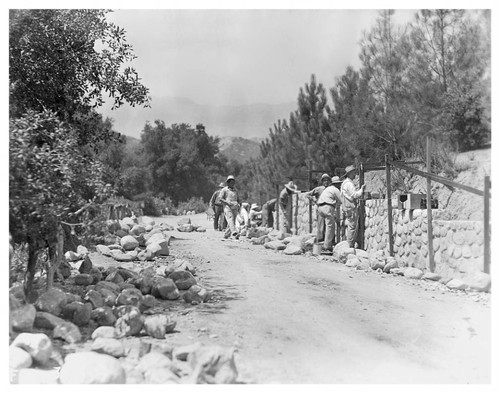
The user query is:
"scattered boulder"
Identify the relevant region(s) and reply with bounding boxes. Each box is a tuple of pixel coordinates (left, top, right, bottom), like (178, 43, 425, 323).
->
(113, 252, 136, 262)
(404, 267, 424, 280)
(333, 241, 350, 253)
(422, 272, 442, 281)
(196, 227, 207, 233)
(383, 257, 398, 273)
(183, 285, 211, 304)
(77, 245, 89, 255)
(91, 306, 117, 326)
(91, 326, 116, 340)
(79, 255, 93, 274)
(12, 333, 53, 366)
(371, 259, 386, 270)
(95, 281, 121, 294)
(251, 235, 269, 245)
(105, 270, 125, 285)
(390, 267, 405, 275)
(60, 352, 126, 384)
(144, 367, 179, 384)
(151, 278, 180, 300)
(62, 302, 92, 326)
(355, 258, 371, 271)
(177, 224, 194, 232)
(168, 270, 197, 290)
(116, 288, 144, 307)
(264, 240, 286, 251)
(283, 244, 302, 255)
(122, 216, 136, 227)
(446, 279, 468, 291)
(75, 274, 94, 286)
(34, 312, 65, 329)
(173, 342, 202, 361)
(89, 267, 103, 284)
(10, 304, 36, 332)
(142, 216, 156, 226)
(354, 249, 369, 259)
(58, 260, 72, 279)
(34, 288, 67, 316)
(9, 345, 33, 370)
(129, 224, 146, 236)
(164, 259, 196, 276)
(91, 338, 125, 358)
(143, 314, 177, 339)
(139, 295, 156, 312)
(53, 321, 82, 344)
(85, 290, 105, 309)
(345, 255, 361, 268)
(465, 272, 491, 292)
(120, 235, 139, 251)
(138, 249, 155, 261)
(65, 250, 81, 262)
(188, 345, 238, 384)
(114, 305, 144, 337)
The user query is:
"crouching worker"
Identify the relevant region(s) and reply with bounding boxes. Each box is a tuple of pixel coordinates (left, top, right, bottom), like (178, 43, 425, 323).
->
(219, 175, 241, 240)
(235, 202, 251, 234)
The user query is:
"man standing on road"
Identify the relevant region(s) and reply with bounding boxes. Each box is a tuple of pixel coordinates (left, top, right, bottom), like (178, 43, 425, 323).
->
(341, 165, 365, 248)
(279, 180, 300, 234)
(219, 175, 241, 239)
(261, 198, 276, 228)
(305, 173, 331, 242)
(209, 182, 225, 231)
(316, 176, 343, 252)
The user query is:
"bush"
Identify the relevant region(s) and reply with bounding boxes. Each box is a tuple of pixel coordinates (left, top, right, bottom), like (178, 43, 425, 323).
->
(177, 197, 208, 214)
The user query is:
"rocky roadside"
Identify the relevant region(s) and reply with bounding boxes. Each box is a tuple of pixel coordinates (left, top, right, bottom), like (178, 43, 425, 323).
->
(238, 227, 491, 300)
(9, 215, 239, 384)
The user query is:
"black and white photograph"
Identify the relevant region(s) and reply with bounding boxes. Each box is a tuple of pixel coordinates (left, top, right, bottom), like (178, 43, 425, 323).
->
(5, 0, 496, 388)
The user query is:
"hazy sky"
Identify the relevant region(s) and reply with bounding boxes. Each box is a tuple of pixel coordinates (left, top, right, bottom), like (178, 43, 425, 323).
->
(102, 9, 416, 108)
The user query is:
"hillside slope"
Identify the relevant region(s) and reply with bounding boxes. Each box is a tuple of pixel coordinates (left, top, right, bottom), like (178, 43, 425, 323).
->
(218, 136, 261, 164)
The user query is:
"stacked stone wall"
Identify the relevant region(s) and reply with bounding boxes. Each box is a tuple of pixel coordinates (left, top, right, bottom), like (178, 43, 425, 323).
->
(287, 194, 485, 279)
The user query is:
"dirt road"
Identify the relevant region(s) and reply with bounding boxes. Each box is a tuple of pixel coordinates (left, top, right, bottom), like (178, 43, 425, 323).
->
(156, 214, 491, 384)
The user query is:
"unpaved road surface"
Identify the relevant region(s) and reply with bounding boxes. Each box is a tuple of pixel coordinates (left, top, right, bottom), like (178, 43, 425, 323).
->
(155, 214, 490, 384)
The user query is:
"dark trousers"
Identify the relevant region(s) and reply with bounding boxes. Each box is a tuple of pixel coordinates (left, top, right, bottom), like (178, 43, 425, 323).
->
(214, 205, 224, 230)
(261, 204, 274, 228)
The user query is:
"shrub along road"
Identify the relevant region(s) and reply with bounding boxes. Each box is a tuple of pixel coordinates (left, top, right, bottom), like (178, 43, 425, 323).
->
(159, 213, 490, 383)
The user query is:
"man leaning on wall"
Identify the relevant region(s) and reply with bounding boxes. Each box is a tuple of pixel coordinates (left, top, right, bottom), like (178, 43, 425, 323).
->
(341, 165, 365, 248)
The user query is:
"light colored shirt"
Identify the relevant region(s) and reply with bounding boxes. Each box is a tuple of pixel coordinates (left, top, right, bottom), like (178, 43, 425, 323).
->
(317, 185, 341, 206)
(341, 178, 363, 211)
(306, 185, 326, 204)
(220, 186, 240, 207)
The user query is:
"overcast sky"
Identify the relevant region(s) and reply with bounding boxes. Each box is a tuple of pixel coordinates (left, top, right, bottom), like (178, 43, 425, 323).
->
(102, 9, 416, 109)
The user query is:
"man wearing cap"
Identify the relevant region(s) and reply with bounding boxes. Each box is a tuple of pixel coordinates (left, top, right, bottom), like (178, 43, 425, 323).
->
(219, 175, 242, 239)
(305, 173, 331, 242)
(279, 180, 300, 234)
(316, 176, 343, 252)
(209, 182, 225, 231)
(341, 165, 365, 248)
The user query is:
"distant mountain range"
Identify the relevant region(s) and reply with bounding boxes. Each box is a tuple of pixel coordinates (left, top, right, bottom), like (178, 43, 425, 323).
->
(101, 96, 295, 140)
(123, 134, 262, 164)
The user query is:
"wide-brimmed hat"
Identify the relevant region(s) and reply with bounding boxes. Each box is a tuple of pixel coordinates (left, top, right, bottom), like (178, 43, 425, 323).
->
(226, 175, 235, 183)
(218, 182, 225, 188)
(331, 175, 342, 183)
(345, 165, 357, 175)
(284, 181, 299, 193)
(320, 173, 331, 181)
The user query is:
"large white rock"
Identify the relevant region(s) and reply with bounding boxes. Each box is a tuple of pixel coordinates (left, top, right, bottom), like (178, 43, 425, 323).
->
(120, 235, 139, 251)
(59, 352, 125, 384)
(188, 345, 238, 384)
(465, 272, 491, 292)
(145, 232, 166, 247)
(283, 244, 302, 255)
(264, 240, 286, 250)
(96, 244, 113, 257)
(91, 338, 125, 358)
(12, 333, 54, 366)
(404, 267, 424, 280)
(137, 352, 172, 373)
(446, 279, 468, 291)
(122, 217, 136, 227)
(9, 346, 32, 370)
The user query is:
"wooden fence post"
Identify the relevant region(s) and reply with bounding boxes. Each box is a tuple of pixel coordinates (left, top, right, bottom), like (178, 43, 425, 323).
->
(359, 163, 365, 249)
(484, 175, 490, 274)
(385, 155, 394, 256)
(426, 136, 435, 272)
(275, 183, 280, 231)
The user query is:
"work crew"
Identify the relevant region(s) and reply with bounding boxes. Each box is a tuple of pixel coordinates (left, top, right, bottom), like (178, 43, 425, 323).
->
(305, 173, 331, 242)
(209, 182, 225, 231)
(341, 165, 365, 248)
(219, 175, 242, 240)
(279, 180, 300, 234)
(261, 198, 276, 228)
(316, 175, 343, 252)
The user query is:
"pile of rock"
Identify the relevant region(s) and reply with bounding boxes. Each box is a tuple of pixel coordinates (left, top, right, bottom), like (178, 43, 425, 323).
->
(176, 217, 206, 233)
(246, 228, 316, 256)
(331, 241, 491, 293)
(10, 330, 239, 384)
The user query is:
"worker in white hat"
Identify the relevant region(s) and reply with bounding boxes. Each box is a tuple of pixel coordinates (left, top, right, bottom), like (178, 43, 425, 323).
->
(279, 180, 300, 234)
(219, 175, 241, 239)
(316, 175, 343, 252)
(341, 165, 365, 248)
(305, 173, 331, 242)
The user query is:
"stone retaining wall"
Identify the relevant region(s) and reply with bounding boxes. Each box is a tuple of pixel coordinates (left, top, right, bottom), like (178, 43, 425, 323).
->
(282, 194, 485, 279)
